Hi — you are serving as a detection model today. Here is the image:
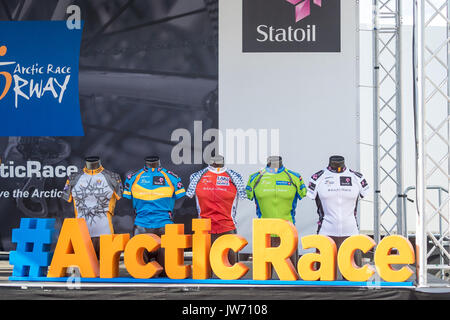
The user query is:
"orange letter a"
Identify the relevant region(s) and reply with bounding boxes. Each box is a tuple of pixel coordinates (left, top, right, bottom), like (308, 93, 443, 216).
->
(47, 218, 99, 278)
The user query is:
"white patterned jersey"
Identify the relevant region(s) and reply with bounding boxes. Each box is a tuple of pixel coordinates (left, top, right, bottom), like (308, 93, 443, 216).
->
(306, 167, 369, 237)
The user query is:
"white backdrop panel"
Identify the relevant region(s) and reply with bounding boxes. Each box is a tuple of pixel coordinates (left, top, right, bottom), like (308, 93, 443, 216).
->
(219, 0, 360, 253)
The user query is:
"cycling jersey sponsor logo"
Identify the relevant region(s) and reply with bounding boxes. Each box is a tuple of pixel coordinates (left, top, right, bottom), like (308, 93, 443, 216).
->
(153, 176, 166, 186)
(276, 181, 291, 186)
(361, 179, 368, 188)
(287, 0, 324, 22)
(139, 178, 152, 184)
(167, 170, 179, 178)
(0, 21, 84, 136)
(350, 169, 363, 178)
(243, 0, 340, 52)
(311, 170, 324, 181)
(327, 187, 351, 192)
(216, 176, 230, 186)
(308, 182, 316, 190)
(177, 181, 183, 189)
(340, 176, 352, 186)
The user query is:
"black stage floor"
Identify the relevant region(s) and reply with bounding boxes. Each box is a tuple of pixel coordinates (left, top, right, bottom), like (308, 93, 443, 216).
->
(0, 281, 449, 300)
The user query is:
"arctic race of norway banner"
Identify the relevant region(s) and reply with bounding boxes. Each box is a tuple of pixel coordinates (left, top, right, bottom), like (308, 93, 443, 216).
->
(0, 21, 84, 137)
(0, 0, 219, 250)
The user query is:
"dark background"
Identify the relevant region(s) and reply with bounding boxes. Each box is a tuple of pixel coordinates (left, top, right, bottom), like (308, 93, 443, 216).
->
(0, 0, 218, 250)
(243, 0, 341, 52)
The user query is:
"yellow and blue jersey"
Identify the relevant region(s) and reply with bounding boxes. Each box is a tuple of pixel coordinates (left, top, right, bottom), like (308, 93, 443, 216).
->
(123, 166, 186, 228)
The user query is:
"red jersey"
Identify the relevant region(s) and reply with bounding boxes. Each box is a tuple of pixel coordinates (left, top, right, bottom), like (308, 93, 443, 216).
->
(186, 167, 246, 234)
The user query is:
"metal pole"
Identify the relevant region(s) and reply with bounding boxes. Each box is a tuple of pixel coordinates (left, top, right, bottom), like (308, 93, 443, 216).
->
(438, 188, 444, 278)
(447, 0, 450, 246)
(373, 0, 403, 241)
(395, 0, 404, 237)
(414, 0, 427, 287)
(373, 0, 381, 244)
(403, 192, 407, 237)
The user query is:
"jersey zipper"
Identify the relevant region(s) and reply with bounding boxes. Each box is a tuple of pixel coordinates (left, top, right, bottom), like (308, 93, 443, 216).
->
(338, 179, 342, 236)
(274, 176, 277, 218)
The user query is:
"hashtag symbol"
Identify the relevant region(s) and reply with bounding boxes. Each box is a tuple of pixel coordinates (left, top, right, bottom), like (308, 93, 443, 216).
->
(9, 218, 56, 278)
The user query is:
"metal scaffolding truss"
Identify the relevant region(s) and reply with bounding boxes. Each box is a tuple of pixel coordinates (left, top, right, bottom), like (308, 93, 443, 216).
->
(415, 0, 450, 286)
(373, 0, 404, 243)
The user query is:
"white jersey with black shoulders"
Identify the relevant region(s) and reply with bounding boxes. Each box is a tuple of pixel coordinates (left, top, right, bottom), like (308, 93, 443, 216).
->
(306, 167, 369, 237)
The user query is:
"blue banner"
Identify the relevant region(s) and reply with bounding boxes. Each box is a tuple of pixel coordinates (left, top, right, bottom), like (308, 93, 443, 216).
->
(0, 21, 84, 136)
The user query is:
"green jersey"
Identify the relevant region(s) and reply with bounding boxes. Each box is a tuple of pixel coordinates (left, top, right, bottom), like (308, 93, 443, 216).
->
(246, 166, 307, 224)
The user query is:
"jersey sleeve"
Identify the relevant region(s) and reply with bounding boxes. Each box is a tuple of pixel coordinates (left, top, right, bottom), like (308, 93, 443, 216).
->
(228, 170, 247, 200)
(61, 172, 83, 202)
(297, 175, 307, 199)
(307, 170, 324, 200)
(186, 174, 197, 198)
(124, 171, 139, 200)
(246, 172, 260, 201)
(103, 170, 124, 201)
(350, 169, 370, 198)
(358, 174, 370, 198)
(112, 172, 123, 200)
(186, 168, 207, 198)
(61, 179, 73, 202)
(287, 170, 307, 200)
(166, 170, 186, 200)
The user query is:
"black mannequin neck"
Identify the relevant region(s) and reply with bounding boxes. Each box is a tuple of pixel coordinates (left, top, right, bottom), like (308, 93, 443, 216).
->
(85, 157, 101, 170)
(328, 156, 346, 173)
(267, 156, 283, 169)
(210, 155, 225, 168)
(145, 156, 160, 169)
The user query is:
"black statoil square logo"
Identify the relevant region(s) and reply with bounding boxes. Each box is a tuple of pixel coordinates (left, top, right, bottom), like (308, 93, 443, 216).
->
(340, 176, 352, 186)
(243, 0, 341, 52)
(153, 176, 166, 186)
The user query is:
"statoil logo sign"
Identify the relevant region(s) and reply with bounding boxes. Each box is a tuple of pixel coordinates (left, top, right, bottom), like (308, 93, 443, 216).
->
(243, 0, 341, 52)
(0, 21, 84, 136)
